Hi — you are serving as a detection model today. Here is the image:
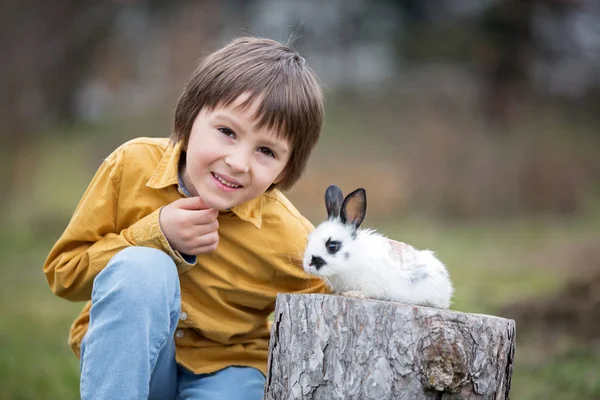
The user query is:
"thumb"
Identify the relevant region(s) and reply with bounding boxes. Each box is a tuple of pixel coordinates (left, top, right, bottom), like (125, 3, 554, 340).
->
(177, 196, 211, 210)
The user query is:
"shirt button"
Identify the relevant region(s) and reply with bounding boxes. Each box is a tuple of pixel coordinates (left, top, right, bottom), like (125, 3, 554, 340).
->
(179, 312, 188, 321)
(175, 330, 184, 338)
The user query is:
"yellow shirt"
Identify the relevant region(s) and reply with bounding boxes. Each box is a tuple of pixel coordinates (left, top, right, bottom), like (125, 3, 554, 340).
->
(43, 137, 327, 375)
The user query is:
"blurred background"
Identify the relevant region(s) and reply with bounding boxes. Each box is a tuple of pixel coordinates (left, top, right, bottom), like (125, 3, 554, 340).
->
(1, 0, 600, 398)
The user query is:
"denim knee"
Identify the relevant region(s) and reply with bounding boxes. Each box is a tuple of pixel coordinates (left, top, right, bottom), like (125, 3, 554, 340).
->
(94, 246, 180, 309)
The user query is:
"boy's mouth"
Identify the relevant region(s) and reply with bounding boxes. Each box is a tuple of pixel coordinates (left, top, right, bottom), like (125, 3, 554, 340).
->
(211, 172, 243, 188)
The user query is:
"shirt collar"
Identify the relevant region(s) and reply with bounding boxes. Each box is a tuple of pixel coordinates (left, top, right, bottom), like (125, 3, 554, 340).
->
(146, 140, 264, 228)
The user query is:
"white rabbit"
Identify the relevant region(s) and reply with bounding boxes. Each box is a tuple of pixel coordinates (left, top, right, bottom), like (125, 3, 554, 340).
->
(303, 185, 453, 309)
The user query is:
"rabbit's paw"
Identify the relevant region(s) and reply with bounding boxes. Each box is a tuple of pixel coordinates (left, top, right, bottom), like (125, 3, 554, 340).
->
(341, 290, 368, 299)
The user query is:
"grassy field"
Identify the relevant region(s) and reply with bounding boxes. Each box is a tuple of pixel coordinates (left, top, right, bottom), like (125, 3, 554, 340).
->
(1, 233, 83, 399)
(1, 118, 599, 399)
(380, 214, 600, 399)
(2, 208, 599, 399)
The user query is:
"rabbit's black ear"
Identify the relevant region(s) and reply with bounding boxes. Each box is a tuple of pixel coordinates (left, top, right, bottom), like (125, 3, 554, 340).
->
(325, 185, 344, 220)
(341, 188, 367, 229)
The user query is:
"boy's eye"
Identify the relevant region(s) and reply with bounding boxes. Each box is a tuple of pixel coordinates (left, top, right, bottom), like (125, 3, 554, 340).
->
(218, 127, 236, 138)
(258, 147, 275, 158)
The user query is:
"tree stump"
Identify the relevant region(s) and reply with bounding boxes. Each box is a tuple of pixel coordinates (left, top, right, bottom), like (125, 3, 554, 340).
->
(264, 294, 515, 400)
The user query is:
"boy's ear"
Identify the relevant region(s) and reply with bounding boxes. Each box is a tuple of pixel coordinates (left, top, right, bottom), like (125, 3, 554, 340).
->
(273, 170, 286, 185)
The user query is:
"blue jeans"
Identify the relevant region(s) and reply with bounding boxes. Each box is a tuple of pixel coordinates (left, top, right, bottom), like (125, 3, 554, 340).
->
(79, 246, 265, 399)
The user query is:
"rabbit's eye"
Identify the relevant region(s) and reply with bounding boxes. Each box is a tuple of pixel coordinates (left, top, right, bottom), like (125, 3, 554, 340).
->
(326, 239, 341, 254)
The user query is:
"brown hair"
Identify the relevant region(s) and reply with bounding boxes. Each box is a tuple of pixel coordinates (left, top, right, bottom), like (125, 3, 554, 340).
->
(172, 37, 324, 190)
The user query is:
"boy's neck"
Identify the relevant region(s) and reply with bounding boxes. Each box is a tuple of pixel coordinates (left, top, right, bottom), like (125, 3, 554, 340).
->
(178, 152, 198, 197)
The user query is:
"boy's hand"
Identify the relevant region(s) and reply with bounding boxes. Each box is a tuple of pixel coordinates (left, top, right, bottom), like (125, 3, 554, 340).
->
(159, 196, 220, 255)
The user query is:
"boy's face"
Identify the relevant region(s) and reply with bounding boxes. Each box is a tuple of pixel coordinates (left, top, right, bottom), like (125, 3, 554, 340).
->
(182, 94, 291, 210)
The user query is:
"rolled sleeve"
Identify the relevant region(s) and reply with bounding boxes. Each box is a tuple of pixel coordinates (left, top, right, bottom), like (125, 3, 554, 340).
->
(125, 207, 197, 273)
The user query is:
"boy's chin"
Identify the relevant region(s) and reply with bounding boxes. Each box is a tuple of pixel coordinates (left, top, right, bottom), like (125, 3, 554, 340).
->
(203, 199, 235, 211)
(201, 193, 241, 211)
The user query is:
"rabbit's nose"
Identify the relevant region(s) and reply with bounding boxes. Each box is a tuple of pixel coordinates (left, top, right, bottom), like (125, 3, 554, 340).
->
(310, 255, 326, 270)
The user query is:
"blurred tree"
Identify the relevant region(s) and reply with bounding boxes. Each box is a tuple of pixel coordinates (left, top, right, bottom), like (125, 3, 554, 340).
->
(475, 0, 599, 128)
(0, 1, 120, 209)
(0, 0, 182, 211)
(476, 0, 535, 128)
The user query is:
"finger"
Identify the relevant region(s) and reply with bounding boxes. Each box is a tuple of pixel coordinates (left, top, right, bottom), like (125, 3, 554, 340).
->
(181, 231, 218, 251)
(176, 196, 211, 211)
(184, 208, 219, 225)
(181, 221, 219, 241)
(187, 233, 219, 254)
(196, 220, 219, 235)
(190, 231, 219, 248)
(193, 242, 219, 255)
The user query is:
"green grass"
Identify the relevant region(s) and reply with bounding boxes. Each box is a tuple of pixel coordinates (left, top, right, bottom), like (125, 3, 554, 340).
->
(1, 235, 82, 400)
(3, 213, 599, 399)
(378, 213, 600, 399)
(512, 345, 600, 399)
(2, 121, 600, 399)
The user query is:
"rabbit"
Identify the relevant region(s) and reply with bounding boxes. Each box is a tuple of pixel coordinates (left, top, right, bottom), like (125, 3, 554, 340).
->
(303, 184, 453, 309)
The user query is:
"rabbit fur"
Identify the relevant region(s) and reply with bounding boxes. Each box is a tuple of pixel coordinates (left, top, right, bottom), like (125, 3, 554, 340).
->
(303, 185, 453, 309)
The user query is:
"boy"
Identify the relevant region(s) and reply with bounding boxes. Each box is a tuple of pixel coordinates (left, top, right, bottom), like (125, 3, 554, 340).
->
(44, 37, 328, 399)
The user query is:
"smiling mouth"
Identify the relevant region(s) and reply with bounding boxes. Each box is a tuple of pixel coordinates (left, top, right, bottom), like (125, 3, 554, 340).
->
(212, 172, 243, 188)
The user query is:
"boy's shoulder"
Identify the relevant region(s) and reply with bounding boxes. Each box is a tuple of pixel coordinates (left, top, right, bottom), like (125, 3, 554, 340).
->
(262, 190, 314, 234)
(103, 138, 172, 180)
(107, 137, 171, 162)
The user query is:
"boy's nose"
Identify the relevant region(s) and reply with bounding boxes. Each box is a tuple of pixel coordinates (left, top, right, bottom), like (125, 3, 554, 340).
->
(224, 153, 249, 173)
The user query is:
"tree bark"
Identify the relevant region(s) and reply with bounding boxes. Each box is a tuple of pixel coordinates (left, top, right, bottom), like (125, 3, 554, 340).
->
(265, 293, 515, 400)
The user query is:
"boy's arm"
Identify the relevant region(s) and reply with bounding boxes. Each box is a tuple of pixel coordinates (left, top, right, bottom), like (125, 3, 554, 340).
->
(43, 151, 188, 302)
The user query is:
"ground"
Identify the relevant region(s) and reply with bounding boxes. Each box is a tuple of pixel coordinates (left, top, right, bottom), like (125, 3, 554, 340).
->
(1, 117, 599, 399)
